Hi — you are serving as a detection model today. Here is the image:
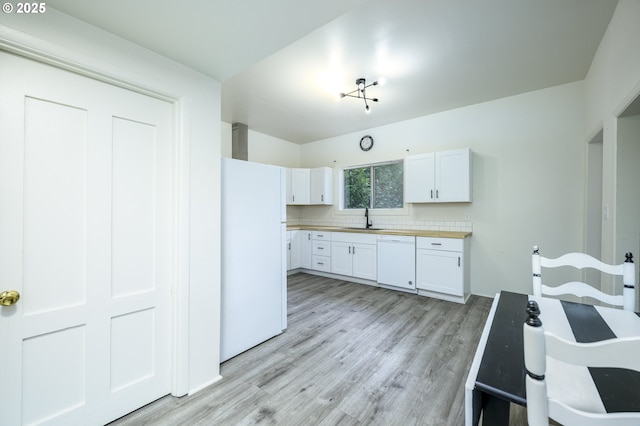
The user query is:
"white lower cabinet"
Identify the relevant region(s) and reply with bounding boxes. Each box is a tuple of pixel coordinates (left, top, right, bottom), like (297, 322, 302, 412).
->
(312, 254, 331, 272)
(330, 241, 351, 275)
(331, 232, 377, 281)
(286, 231, 291, 270)
(311, 231, 331, 272)
(288, 228, 470, 302)
(352, 243, 377, 280)
(287, 230, 313, 271)
(299, 230, 312, 269)
(289, 230, 301, 270)
(416, 237, 470, 303)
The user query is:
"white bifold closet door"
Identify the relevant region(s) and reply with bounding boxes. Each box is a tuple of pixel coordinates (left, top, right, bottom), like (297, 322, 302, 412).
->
(0, 52, 174, 425)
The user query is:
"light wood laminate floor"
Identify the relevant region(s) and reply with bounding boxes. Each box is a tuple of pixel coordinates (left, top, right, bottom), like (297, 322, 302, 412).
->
(109, 273, 521, 425)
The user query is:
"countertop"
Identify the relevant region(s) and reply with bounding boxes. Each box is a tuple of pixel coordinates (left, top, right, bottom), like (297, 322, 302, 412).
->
(286, 225, 471, 239)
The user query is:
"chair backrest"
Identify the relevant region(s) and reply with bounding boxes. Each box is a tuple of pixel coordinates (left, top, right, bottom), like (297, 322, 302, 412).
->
(523, 300, 640, 426)
(532, 245, 636, 311)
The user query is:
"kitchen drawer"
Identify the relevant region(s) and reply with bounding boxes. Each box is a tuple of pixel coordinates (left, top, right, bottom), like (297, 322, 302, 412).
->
(416, 237, 462, 252)
(312, 241, 331, 256)
(312, 255, 331, 272)
(312, 231, 331, 241)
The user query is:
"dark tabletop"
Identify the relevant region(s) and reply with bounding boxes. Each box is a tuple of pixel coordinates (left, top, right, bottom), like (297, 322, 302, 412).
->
(475, 291, 528, 405)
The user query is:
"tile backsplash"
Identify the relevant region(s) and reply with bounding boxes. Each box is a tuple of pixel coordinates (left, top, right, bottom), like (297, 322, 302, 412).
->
(287, 217, 473, 233)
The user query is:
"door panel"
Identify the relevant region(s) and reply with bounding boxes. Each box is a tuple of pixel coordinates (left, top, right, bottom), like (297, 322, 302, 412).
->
(0, 52, 173, 425)
(417, 250, 463, 296)
(24, 97, 87, 315)
(22, 325, 86, 425)
(112, 117, 156, 297)
(111, 308, 155, 391)
(435, 149, 470, 202)
(352, 243, 377, 280)
(331, 242, 352, 276)
(404, 153, 435, 203)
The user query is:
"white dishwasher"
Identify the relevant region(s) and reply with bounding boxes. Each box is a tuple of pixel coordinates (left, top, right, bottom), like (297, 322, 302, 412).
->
(376, 235, 416, 290)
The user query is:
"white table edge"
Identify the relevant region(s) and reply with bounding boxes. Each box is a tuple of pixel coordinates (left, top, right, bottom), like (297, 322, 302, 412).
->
(464, 292, 501, 426)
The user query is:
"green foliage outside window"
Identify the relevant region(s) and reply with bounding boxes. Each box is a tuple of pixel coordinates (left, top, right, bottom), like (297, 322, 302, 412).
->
(373, 162, 403, 208)
(344, 167, 371, 208)
(344, 161, 403, 209)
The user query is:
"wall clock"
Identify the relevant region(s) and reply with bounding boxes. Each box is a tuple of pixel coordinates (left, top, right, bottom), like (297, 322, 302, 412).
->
(360, 135, 374, 151)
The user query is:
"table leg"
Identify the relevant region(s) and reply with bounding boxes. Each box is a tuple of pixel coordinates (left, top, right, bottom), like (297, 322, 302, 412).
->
(481, 393, 510, 425)
(471, 389, 482, 426)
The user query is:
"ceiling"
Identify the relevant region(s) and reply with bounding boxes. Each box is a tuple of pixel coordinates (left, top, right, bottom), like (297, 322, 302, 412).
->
(46, 0, 617, 144)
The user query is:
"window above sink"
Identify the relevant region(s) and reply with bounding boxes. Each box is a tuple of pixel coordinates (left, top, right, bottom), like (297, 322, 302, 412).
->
(342, 160, 403, 210)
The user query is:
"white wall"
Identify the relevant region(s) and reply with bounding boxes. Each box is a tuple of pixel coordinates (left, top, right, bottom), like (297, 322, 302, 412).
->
(1, 10, 222, 394)
(615, 115, 640, 304)
(248, 130, 300, 166)
(221, 121, 233, 159)
(584, 0, 640, 308)
(585, 0, 640, 136)
(298, 82, 587, 297)
(221, 121, 301, 167)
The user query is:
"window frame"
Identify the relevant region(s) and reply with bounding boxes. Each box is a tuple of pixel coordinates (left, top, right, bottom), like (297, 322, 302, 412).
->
(338, 159, 407, 214)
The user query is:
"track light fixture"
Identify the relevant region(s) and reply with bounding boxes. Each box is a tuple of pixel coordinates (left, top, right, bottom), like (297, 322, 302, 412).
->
(340, 78, 379, 113)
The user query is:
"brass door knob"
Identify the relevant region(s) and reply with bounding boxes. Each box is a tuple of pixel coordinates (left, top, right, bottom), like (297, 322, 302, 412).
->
(0, 290, 20, 306)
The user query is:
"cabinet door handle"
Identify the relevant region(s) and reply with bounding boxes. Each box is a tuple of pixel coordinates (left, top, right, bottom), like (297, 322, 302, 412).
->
(318, 262, 324, 265)
(288, 243, 291, 250)
(348, 246, 351, 254)
(352, 246, 355, 254)
(430, 189, 433, 199)
(293, 195, 295, 202)
(436, 189, 439, 199)
(308, 234, 311, 240)
(431, 243, 442, 246)
(318, 246, 324, 250)
(458, 257, 461, 267)
(321, 194, 324, 202)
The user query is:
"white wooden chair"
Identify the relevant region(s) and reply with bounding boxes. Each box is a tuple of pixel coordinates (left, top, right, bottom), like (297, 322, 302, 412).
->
(523, 300, 640, 426)
(532, 245, 636, 311)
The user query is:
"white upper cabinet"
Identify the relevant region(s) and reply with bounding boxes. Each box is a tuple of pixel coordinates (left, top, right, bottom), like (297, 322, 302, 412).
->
(405, 152, 435, 202)
(310, 167, 333, 205)
(435, 148, 472, 202)
(286, 168, 310, 205)
(287, 167, 333, 205)
(404, 148, 472, 203)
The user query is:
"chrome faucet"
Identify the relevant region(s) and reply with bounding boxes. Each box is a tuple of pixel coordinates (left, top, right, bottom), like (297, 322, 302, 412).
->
(365, 207, 373, 229)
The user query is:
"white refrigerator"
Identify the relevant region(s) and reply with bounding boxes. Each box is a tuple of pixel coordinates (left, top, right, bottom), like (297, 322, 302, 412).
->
(220, 158, 287, 362)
